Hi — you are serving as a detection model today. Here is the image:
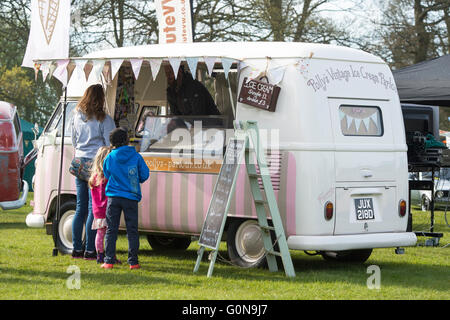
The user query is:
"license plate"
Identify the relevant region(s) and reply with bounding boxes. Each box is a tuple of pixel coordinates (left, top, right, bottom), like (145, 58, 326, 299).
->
(354, 198, 375, 220)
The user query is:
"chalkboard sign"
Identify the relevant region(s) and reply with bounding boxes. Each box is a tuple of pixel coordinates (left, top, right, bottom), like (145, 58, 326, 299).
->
(238, 77, 281, 112)
(198, 138, 246, 249)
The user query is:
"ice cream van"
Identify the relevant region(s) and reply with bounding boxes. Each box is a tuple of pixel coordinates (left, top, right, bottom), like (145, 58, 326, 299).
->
(26, 42, 417, 266)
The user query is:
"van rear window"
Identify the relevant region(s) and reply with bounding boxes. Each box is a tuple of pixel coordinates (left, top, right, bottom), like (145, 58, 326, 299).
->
(339, 105, 383, 136)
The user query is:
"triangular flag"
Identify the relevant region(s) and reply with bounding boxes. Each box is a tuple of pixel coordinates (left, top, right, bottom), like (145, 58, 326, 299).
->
(53, 59, 70, 87)
(91, 60, 105, 81)
(267, 66, 286, 85)
(355, 118, 362, 132)
(102, 61, 111, 84)
(33, 63, 41, 81)
(363, 117, 370, 130)
(84, 62, 93, 81)
(238, 61, 248, 74)
(370, 113, 378, 125)
(221, 58, 234, 79)
(186, 57, 199, 78)
(339, 110, 346, 121)
(130, 59, 143, 80)
(67, 62, 76, 84)
(48, 62, 57, 80)
(169, 58, 182, 79)
(41, 61, 50, 82)
(110, 59, 124, 81)
(346, 115, 353, 130)
(149, 58, 162, 81)
(204, 57, 216, 76)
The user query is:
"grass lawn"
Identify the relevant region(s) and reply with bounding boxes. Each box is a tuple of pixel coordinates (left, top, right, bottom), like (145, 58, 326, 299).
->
(0, 192, 448, 300)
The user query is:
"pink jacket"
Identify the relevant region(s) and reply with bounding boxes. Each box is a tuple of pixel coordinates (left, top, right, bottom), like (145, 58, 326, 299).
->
(91, 175, 108, 220)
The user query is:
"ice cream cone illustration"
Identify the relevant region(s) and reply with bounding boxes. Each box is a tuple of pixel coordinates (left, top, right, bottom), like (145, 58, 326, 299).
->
(38, 0, 60, 45)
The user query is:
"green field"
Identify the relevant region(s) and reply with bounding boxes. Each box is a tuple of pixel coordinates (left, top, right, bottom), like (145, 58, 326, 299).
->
(0, 193, 448, 300)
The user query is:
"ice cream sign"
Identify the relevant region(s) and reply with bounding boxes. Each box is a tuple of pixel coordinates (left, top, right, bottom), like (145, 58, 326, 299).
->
(306, 64, 396, 93)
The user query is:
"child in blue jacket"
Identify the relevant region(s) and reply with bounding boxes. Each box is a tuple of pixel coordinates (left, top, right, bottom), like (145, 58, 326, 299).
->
(101, 127, 149, 269)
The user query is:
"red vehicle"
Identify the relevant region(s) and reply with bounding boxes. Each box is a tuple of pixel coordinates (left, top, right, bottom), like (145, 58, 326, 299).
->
(0, 101, 29, 210)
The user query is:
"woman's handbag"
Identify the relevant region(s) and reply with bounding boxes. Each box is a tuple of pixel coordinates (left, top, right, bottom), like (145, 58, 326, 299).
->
(69, 157, 93, 181)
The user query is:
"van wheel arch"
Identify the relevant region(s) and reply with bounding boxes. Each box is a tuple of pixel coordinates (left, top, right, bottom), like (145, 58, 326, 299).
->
(47, 194, 77, 223)
(226, 218, 270, 268)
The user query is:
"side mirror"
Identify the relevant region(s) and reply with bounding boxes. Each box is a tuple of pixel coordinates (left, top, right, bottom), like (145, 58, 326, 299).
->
(32, 123, 39, 140)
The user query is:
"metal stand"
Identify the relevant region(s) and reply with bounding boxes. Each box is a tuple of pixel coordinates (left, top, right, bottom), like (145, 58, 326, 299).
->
(52, 87, 68, 256)
(408, 166, 444, 245)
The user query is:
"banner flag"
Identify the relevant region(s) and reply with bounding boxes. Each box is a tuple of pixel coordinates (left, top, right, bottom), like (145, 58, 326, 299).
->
(186, 57, 199, 78)
(169, 57, 182, 79)
(155, 0, 193, 44)
(149, 59, 163, 81)
(130, 59, 144, 80)
(221, 58, 234, 80)
(22, 0, 70, 68)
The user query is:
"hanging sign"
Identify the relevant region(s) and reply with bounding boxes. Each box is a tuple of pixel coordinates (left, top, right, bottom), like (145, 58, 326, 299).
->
(238, 77, 281, 112)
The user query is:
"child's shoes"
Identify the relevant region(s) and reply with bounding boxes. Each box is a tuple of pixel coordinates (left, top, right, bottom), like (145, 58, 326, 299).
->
(129, 264, 140, 270)
(101, 263, 114, 269)
(97, 252, 105, 264)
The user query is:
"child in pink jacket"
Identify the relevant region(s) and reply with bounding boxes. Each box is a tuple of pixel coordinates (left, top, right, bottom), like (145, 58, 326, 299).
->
(88, 146, 113, 264)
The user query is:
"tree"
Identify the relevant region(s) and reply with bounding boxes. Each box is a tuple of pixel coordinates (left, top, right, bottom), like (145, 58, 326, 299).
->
(372, 0, 449, 68)
(0, 66, 56, 126)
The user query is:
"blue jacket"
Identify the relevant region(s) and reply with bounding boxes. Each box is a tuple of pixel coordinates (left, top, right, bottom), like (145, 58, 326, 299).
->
(103, 146, 149, 201)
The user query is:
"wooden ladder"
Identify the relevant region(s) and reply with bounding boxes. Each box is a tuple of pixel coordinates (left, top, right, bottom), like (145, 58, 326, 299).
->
(236, 120, 295, 277)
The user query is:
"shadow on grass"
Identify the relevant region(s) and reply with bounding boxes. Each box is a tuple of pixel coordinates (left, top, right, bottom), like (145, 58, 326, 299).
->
(125, 247, 450, 293)
(0, 265, 183, 287)
(0, 221, 28, 230)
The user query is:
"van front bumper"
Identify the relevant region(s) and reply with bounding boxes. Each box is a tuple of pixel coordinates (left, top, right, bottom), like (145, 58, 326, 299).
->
(287, 232, 417, 251)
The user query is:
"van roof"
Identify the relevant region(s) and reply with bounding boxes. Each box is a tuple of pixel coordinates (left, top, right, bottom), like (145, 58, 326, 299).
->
(0, 102, 16, 120)
(81, 42, 384, 64)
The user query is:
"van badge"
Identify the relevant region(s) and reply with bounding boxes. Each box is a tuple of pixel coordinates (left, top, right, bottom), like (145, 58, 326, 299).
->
(364, 222, 369, 232)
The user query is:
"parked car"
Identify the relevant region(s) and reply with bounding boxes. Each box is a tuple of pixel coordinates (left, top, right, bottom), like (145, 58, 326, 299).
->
(409, 169, 450, 211)
(0, 101, 29, 210)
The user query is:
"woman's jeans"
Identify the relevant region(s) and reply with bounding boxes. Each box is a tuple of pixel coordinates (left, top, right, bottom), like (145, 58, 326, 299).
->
(72, 177, 96, 252)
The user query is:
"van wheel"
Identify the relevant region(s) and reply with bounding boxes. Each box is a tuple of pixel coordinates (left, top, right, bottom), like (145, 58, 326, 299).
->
(227, 219, 266, 268)
(320, 249, 372, 263)
(52, 200, 77, 255)
(147, 235, 191, 251)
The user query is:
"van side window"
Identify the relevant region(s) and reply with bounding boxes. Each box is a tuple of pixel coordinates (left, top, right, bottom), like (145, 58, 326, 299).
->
(13, 113, 21, 138)
(339, 105, 383, 137)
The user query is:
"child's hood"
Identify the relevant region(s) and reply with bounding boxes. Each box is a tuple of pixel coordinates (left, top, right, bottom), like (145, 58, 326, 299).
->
(109, 146, 137, 164)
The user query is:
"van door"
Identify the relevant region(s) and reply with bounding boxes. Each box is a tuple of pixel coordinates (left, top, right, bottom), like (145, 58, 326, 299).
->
(329, 98, 404, 234)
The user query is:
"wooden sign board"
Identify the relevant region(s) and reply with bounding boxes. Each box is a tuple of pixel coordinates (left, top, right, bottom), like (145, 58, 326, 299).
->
(238, 77, 281, 112)
(198, 138, 246, 249)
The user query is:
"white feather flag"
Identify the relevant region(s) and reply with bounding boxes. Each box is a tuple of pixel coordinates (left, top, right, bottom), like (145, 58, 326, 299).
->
(22, 0, 70, 68)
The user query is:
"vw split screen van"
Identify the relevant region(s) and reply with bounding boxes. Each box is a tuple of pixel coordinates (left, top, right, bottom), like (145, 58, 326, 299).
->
(26, 42, 417, 267)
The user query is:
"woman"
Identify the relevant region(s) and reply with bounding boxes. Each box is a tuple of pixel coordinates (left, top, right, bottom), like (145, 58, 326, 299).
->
(70, 84, 116, 259)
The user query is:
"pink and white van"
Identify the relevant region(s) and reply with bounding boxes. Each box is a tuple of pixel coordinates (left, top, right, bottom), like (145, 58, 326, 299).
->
(26, 42, 417, 266)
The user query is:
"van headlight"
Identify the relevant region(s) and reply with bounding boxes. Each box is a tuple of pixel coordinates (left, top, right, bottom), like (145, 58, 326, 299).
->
(436, 191, 444, 198)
